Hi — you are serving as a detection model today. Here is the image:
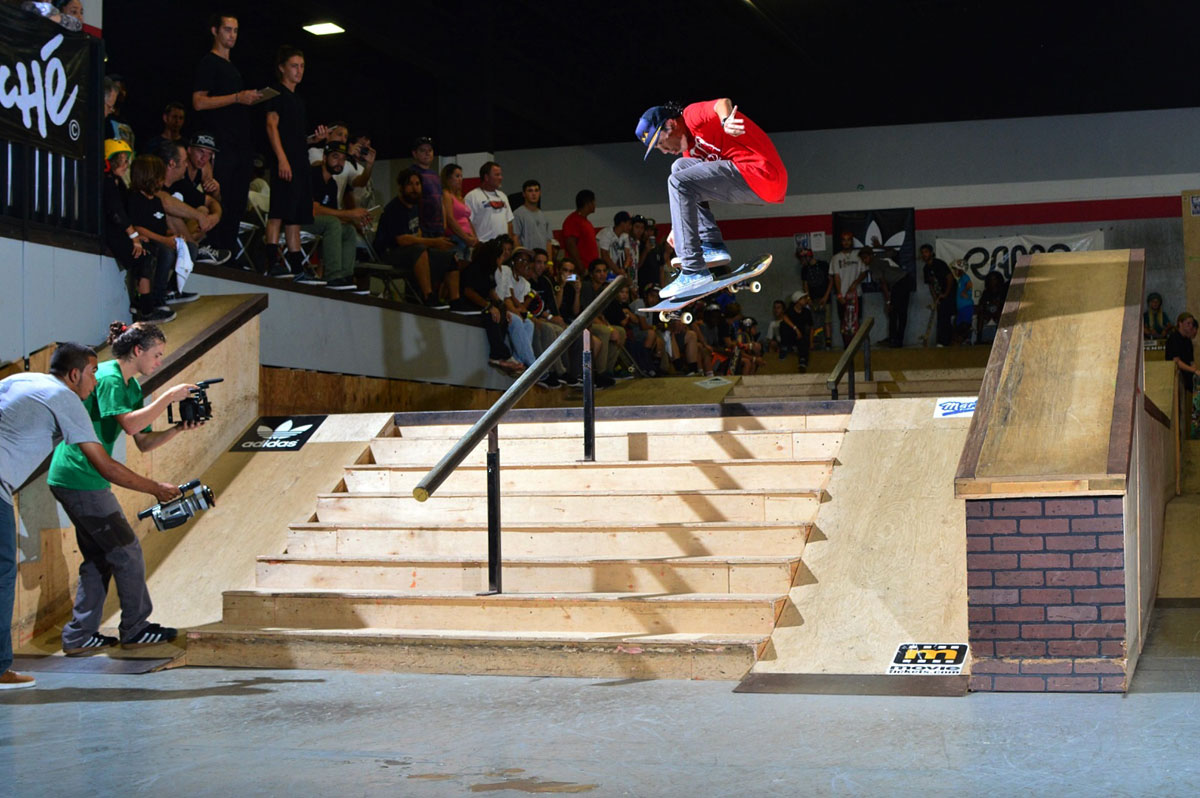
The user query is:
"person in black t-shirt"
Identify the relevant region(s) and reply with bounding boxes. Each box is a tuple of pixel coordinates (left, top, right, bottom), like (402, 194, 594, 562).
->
(374, 170, 460, 309)
(303, 142, 370, 291)
(1167, 312, 1198, 398)
(459, 239, 524, 376)
(264, 45, 326, 285)
(165, 133, 230, 267)
(798, 248, 832, 350)
(192, 14, 261, 253)
(920, 244, 955, 347)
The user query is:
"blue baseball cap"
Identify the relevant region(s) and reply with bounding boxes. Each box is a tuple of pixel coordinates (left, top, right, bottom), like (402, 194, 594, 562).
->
(635, 106, 675, 160)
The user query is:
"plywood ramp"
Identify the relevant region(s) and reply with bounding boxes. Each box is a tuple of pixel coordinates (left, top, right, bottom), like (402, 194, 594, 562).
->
(99, 413, 392, 630)
(739, 397, 970, 693)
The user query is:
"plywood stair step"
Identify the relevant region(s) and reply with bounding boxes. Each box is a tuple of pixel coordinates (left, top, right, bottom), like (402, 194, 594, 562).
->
(185, 624, 768, 679)
(315, 489, 821, 525)
(727, 380, 981, 399)
(255, 554, 800, 593)
(391, 413, 850, 439)
(342, 459, 833, 494)
(220, 589, 787, 635)
(370, 429, 843, 465)
(286, 520, 813, 559)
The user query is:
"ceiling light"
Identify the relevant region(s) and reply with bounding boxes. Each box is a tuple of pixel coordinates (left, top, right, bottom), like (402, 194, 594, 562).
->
(303, 22, 345, 35)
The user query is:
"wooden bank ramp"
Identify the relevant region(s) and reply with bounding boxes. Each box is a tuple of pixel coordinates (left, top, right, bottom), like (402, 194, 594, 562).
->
(738, 397, 972, 696)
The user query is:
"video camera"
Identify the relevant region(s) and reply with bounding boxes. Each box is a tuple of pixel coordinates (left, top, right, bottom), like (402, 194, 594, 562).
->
(137, 479, 216, 531)
(168, 378, 223, 424)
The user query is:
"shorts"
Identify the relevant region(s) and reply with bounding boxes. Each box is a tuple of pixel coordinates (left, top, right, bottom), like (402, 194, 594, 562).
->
(382, 244, 455, 282)
(269, 163, 314, 225)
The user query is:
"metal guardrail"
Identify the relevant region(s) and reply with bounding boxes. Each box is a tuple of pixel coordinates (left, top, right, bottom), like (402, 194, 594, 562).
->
(826, 316, 874, 400)
(412, 274, 630, 594)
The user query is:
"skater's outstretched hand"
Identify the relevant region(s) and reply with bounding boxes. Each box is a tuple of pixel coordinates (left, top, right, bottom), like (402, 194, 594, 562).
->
(722, 105, 745, 137)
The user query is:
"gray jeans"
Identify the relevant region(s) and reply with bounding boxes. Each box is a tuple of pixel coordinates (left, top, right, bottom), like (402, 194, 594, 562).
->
(50, 487, 153, 647)
(667, 158, 759, 273)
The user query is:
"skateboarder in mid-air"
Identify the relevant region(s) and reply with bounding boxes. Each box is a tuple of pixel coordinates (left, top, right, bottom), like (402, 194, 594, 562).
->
(635, 100, 788, 300)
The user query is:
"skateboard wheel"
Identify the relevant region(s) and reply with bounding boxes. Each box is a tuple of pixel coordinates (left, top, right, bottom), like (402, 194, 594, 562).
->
(659, 311, 670, 323)
(681, 312, 693, 324)
(749, 281, 761, 292)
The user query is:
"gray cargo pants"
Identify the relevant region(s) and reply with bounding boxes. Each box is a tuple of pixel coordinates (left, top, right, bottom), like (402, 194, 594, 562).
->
(50, 487, 153, 647)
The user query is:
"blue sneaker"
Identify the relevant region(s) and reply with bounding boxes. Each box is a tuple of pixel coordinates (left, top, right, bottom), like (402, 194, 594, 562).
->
(660, 269, 715, 300)
(671, 245, 732, 270)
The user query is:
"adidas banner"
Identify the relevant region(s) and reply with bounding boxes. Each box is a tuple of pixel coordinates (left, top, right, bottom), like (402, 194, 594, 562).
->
(934, 230, 1103, 302)
(832, 207, 917, 291)
(232, 416, 325, 452)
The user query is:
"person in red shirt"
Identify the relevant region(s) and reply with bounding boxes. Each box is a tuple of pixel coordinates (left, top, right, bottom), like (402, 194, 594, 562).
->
(560, 189, 600, 271)
(636, 100, 787, 299)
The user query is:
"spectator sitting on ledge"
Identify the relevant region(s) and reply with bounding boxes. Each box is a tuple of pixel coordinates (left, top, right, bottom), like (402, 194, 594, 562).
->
(374, 169, 462, 310)
(459, 239, 525, 376)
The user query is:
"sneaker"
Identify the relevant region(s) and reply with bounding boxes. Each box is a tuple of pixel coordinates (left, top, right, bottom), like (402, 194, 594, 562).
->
(137, 307, 176, 323)
(448, 298, 479, 315)
(267, 261, 292, 279)
(64, 632, 119, 657)
(164, 290, 199, 305)
(537, 373, 562, 388)
(669, 244, 732, 270)
(659, 269, 715, 300)
(294, 270, 327, 286)
(595, 374, 616, 389)
(325, 277, 357, 291)
(0, 670, 35, 690)
(122, 623, 178, 649)
(613, 367, 635, 381)
(195, 245, 232, 266)
(564, 375, 584, 388)
(421, 293, 450, 310)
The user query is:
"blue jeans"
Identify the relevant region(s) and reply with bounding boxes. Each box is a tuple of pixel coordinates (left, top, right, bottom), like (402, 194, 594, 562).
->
(1, 497, 15, 673)
(667, 158, 759, 273)
(506, 312, 536, 367)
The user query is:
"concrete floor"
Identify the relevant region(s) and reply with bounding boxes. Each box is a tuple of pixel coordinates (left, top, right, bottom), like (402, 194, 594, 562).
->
(2, 657, 1199, 798)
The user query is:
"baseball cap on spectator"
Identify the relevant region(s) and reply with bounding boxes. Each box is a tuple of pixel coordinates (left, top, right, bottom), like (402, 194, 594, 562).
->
(511, 247, 534, 261)
(796, 247, 814, 257)
(790, 290, 808, 303)
(324, 140, 350, 156)
(613, 211, 632, 226)
(189, 132, 219, 152)
(742, 316, 758, 328)
(412, 136, 434, 150)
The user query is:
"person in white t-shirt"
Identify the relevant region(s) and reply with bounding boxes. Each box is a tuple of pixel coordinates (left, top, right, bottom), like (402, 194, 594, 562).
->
(595, 211, 634, 276)
(830, 230, 866, 344)
(464, 161, 517, 245)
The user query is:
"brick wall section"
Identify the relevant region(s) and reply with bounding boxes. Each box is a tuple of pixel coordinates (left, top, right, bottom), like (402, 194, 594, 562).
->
(966, 496, 1126, 693)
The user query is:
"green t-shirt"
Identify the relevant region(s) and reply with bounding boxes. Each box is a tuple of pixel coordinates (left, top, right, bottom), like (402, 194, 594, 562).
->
(48, 359, 150, 491)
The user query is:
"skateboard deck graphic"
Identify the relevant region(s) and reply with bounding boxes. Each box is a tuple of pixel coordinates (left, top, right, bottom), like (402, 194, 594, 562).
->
(639, 254, 772, 323)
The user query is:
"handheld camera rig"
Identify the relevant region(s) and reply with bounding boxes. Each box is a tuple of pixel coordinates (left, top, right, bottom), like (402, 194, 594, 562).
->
(168, 378, 223, 424)
(137, 479, 216, 531)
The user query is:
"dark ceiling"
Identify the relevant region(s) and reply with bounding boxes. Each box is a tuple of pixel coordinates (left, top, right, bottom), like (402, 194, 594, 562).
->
(103, 0, 1199, 160)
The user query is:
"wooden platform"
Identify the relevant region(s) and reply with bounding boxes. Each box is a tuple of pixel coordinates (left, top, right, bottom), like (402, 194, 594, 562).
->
(739, 397, 971, 694)
(957, 250, 1143, 498)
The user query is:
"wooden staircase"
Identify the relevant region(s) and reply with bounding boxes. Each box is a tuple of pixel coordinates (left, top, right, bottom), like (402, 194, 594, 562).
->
(187, 410, 847, 679)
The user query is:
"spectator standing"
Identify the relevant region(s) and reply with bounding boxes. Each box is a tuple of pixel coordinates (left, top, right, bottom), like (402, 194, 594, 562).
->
(779, 290, 814, 372)
(464, 162, 516, 245)
(264, 46, 325, 285)
(1166, 312, 1198, 398)
(1145, 292, 1171, 340)
(48, 323, 203, 656)
(409, 137, 445, 237)
(140, 102, 186, 158)
(1, 343, 179, 690)
(860, 247, 914, 348)
(920, 244, 954, 347)
(440, 163, 477, 264)
(799, 247, 833, 350)
(561, 190, 601, 276)
(512, 180, 554, 257)
(192, 13, 261, 254)
(104, 75, 135, 149)
(953, 261, 974, 344)
(596, 211, 635, 276)
(306, 142, 370, 291)
(830, 231, 865, 347)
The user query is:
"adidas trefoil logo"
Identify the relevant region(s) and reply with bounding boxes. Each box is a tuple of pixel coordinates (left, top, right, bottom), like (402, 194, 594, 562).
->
(241, 419, 314, 449)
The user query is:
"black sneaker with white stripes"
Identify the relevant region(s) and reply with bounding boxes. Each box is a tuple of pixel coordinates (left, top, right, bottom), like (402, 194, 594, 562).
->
(121, 623, 178, 649)
(63, 632, 119, 657)
(195, 244, 232, 266)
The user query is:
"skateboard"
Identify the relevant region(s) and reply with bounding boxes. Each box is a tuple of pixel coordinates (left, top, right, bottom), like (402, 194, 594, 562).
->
(638, 254, 772, 324)
(919, 302, 936, 347)
(840, 293, 860, 342)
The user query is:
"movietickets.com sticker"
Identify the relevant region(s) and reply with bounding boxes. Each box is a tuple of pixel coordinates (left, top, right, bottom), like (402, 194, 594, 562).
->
(934, 397, 976, 418)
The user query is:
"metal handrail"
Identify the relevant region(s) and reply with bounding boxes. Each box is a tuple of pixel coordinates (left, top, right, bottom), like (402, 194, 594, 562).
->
(826, 316, 874, 400)
(411, 274, 630, 592)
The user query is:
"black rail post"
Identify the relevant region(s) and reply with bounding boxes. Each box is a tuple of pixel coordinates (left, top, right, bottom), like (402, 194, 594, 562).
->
(483, 425, 502, 595)
(864, 337, 873, 382)
(582, 328, 595, 461)
(848, 354, 856, 398)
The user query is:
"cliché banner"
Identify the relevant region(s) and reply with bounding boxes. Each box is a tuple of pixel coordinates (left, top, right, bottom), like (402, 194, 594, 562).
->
(935, 230, 1103, 301)
(0, 4, 90, 159)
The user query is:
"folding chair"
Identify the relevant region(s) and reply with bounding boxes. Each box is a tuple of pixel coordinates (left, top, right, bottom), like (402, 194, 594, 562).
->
(252, 204, 322, 269)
